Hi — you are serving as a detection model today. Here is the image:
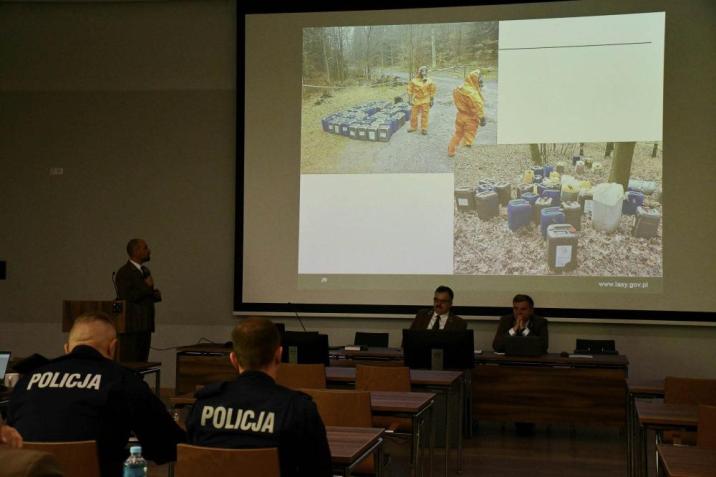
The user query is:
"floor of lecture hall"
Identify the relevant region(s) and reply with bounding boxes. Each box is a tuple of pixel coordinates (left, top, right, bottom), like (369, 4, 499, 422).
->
(148, 421, 627, 477)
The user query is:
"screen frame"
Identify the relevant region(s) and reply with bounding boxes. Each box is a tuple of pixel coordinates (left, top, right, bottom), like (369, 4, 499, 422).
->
(235, 1, 716, 323)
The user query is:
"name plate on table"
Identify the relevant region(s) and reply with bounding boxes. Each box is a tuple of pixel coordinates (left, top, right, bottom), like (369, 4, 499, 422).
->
(289, 346, 298, 364)
(431, 348, 444, 370)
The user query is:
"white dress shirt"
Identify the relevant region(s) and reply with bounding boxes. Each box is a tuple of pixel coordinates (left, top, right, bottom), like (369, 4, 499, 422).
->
(426, 313, 448, 330)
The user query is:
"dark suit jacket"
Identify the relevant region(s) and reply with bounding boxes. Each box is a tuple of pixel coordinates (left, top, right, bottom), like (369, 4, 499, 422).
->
(492, 314, 549, 353)
(410, 308, 467, 331)
(115, 261, 158, 333)
(0, 448, 63, 477)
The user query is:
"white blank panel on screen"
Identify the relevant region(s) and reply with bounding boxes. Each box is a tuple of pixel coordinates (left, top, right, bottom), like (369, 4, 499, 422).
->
(497, 12, 664, 144)
(299, 174, 453, 274)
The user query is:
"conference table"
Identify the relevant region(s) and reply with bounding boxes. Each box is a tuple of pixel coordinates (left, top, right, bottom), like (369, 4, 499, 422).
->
(473, 352, 629, 427)
(632, 399, 698, 477)
(177, 345, 467, 473)
(176, 345, 630, 429)
(656, 444, 716, 477)
(327, 426, 385, 477)
(170, 390, 436, 477)
(326, 366, 465, 475)
(626, 379, 665, 477)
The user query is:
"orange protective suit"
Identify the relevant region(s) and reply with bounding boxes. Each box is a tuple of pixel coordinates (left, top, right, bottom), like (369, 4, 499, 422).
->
(407, 75, 436, 132)
(448, 69, 485, 156)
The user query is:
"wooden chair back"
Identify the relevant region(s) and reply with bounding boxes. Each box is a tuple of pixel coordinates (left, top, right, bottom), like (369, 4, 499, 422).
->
(355, 364, 411, 392)
(664, 377, 716, 405)
(301, 388, 372, 427)
(175, 444, 280, 477)
(23, 440, 100, 477)
(698, 404, 716, 449)
(663, 377, 716, 446)
(301, 388, 376, 473)
(276, 363, 326, 390)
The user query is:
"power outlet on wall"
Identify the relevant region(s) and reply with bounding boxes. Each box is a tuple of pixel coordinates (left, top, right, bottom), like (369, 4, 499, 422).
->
(49, 167, 64, 176)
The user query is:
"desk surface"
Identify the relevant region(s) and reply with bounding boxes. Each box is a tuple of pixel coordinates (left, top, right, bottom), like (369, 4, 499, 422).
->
(476, 351, 629, 368)
(636, 400, 698, 427)
(177, 344, 230, 354)
(171, 390, 435, 414)
(627, 378, 665, 395)
(369, 391, 435, 413)
(326, 366, 462, 387)
(326, 426, 383, 465)
(122, 361, 162, 372)
(657, 444, 716, 477)
(330, 347, 404, 361)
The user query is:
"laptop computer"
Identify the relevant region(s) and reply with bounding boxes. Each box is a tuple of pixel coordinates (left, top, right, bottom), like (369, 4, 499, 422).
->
(503, 336, 545, 357)
(0, 351, 11, 389)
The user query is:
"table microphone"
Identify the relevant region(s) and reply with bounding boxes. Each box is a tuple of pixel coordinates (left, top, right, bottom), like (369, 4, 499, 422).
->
(112, 271, 119, 299)
(288, 302, 307, 332)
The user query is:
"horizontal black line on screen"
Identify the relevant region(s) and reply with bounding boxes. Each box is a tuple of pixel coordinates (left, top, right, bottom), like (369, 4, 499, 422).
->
(499, 41, 652, 51)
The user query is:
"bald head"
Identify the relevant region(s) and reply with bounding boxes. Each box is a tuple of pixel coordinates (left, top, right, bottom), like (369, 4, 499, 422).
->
(65, 312, 118, 359)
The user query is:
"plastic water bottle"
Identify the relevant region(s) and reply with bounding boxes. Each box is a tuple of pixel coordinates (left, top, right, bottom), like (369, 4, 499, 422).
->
(123, 446, 147, 477)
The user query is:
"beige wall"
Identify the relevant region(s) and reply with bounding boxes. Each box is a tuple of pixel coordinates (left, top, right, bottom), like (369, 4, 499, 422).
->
(1, 1, 714, 389)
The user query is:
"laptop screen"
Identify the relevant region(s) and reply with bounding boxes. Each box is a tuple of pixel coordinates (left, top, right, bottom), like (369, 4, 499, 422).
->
(0, 351, 10, 380)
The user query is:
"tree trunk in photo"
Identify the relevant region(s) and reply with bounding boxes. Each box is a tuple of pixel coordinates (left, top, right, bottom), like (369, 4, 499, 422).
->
(456, 24, 462, 61)
(321, 30, 331, 85)
(529, 144, 543, 165)
(409, 25, 415, 79)
(605, 142, 614, 157)
(652, 142, 659, 158)
(609, 142, 636, 188)
(364, 26, 373, 80)
(431, 26, 436, 69)
(579, 143, 584, 156)
(335, 28, 344, 83)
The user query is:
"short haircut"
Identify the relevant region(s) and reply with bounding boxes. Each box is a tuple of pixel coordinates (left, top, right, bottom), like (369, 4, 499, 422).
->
(126, 238, 142, 256)
(231, 318, 281, 370)
(513, 294, 534, 308)
(73, 311, 116, 329)
(434, 285, 454, 301)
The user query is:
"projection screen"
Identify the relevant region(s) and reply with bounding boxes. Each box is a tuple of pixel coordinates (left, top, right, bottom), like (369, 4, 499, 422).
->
(239, 0, 716, 320)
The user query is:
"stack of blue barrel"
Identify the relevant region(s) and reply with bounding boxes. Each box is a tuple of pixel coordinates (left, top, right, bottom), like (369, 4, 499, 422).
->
(321, 101, 411, 142)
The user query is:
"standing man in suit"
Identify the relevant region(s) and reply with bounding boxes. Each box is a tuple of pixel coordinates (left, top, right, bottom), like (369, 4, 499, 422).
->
(410, 286, 467, 330)
(115, 239, 161, 362)
(492, 294, 549, 354)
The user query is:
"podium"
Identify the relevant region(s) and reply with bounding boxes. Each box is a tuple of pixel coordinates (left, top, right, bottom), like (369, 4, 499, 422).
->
(62, 300, 129, 360)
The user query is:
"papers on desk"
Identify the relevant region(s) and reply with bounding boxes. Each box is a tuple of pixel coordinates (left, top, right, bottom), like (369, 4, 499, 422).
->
(493, 352, 506, 356)
(344, 345, 363, 351)
(568, 354, 594, 358)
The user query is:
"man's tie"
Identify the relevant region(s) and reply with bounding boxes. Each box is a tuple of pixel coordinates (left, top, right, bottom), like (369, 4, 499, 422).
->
(432, 315, 441, 330)
(141, 266, 151, 279)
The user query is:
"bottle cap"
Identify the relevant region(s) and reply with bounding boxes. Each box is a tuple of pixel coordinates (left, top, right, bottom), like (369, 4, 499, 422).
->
(130, 446, 142, 455)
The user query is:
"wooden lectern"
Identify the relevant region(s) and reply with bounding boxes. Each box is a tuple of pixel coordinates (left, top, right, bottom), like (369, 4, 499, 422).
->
(62, 300, 129, 361)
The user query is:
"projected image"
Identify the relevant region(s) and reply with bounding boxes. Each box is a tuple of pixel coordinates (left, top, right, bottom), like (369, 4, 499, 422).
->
(453, 141, 663, 277)
(301, 22, 498, 174)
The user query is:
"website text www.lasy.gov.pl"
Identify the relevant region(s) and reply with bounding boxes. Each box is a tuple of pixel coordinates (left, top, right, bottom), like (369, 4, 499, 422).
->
(598, 280, 649, 289)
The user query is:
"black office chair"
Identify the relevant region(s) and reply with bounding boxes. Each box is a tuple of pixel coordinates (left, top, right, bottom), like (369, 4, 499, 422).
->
(354, 332, 389, 348)
(575, 339, 617, 355)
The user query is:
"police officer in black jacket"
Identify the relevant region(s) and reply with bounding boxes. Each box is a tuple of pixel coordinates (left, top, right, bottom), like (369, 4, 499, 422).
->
(7, 312, 185, 477)
(186, 318, 331, 477)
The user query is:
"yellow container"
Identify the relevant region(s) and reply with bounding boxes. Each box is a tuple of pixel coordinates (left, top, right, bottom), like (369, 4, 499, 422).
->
(523, 170, 534, 184)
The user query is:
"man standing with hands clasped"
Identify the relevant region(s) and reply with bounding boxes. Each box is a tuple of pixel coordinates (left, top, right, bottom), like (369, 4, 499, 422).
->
(492, 294, 549, 354)
(115, 238, 162, 362)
